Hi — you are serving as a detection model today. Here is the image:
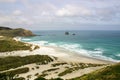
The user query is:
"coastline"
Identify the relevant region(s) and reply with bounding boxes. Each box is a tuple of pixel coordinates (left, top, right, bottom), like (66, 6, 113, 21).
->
(0, 39, 116, 80)
(1, 27, 120, 79)
(11, 36, 118, 64)
(45, 45, 118, 64)
(0, 43, 115, 64)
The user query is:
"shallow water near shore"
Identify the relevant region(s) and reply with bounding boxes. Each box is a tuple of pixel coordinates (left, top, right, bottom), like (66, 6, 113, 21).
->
(21, 30, 120, 62)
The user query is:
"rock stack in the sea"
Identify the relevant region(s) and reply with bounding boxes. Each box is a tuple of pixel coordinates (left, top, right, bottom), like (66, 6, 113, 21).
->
(65, 31, 76, 36)
(65, 32, 69, 35)
(72, 33, 76, 35)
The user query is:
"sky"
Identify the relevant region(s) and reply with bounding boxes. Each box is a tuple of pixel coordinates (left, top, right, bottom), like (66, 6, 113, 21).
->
(0, 0, 120, 30)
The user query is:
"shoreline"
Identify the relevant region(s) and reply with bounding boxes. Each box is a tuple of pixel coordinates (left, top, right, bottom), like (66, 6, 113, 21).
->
(0, 39, 117, 80)
(46, 45, 115, 64)
(0, 43, 115, 64)
(11, 37, 117, 64)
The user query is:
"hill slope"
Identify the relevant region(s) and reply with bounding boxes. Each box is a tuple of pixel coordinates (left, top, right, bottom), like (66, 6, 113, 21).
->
(0, 37, 32, 52)
(71, 63, 120, 80)
(0, 26, 12, 30)
(0, 26, 35, 37)
(0, 26, 38, 52)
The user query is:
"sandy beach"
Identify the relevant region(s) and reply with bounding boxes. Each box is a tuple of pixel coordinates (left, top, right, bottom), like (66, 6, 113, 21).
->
(0, 44, 114, 64)
(0, 43, 115, 80)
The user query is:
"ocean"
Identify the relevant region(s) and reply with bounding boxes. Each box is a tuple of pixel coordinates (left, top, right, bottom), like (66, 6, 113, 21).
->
(21, 30, 120, 62)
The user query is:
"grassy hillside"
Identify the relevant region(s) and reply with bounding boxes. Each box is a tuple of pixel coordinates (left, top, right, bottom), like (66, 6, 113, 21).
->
(0, 27, 35, 37)
(0, 27, 37, 52)
(0, 67, 29, 80)
(0, 67, 29, 76)
(0, 37, 32, 52)
(71, 63, 120, 80)
(0, 55, 54, 71)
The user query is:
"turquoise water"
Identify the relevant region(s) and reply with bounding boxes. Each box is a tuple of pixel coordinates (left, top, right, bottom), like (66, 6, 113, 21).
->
(21, 30, 120, 62)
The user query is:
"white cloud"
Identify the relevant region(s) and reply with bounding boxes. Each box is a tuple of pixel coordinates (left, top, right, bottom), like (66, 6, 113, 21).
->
(0, 0, 16, 3)
(0, 13, 33, 26)
(56, 5, 91, 17)
(0, 0, 120, 30)
(13, 10, 22, 16)
(0, 15, 12, 24)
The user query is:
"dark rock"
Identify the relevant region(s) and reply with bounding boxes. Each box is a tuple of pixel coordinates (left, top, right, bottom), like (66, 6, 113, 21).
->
(72, 33, 76, 35)
(65, 32, 69, 35)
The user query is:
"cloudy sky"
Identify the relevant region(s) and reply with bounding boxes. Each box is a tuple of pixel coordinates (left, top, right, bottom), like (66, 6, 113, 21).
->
(0, 0, 120, 30)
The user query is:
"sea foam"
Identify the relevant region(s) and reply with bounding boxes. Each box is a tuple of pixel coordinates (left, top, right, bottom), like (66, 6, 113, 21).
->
(21, 38, 120, 62)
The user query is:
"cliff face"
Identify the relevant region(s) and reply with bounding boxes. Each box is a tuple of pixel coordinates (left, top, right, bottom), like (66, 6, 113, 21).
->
(0, 27, 35, 37)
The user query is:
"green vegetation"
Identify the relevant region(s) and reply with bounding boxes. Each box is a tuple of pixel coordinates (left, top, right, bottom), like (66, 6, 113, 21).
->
(35, 77, 63, 80)
(51, 62, 68, 67)
(71, 63, 120, 80)
(0, 74, 25, 80)
(0, 38, 31, 52)
(38, 73, 48, 77)
(0, 55, 54, 71)
(34, 45, 40, 50)
(0, 27, 38, 52)
(58, 68, 71, 76)
(43, 68, 59, 72)
(50, 78, 63, 80)
(42, 68, 59, 73)
(39, 68, 59, 78)
(77, 63, 105, 68)
(0, 67, 29, 76)
(0, 67, 27, 80)
(14, 77, 25, 80)
(58, 63, 104, 76)
(0, 27, 35, 37)
(35, 77, 46, 80)
(35, 73, 39, 76)
(0, 26, 12, 30)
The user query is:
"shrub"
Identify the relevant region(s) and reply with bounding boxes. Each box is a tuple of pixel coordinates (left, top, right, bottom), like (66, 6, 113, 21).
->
(35, 77, 46, 80)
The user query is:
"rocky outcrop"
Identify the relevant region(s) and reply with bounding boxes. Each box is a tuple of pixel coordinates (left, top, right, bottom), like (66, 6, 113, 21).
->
(72, 33, 76, 35)
(65, 32, 69, 35)
(0, 26, 35, 37)
(65, 32, 76, 36)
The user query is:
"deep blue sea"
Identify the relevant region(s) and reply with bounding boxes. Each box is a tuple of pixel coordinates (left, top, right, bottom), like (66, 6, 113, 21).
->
(21, 30, 120, 62)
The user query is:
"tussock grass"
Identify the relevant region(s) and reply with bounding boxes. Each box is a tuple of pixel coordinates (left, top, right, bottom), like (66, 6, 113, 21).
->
(58, 63, 105, 76)
(0, 38, 31, 52)
(52, 62, 68, 67)
(0, 55, 54, 71)
(71, 63, 120, 80)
